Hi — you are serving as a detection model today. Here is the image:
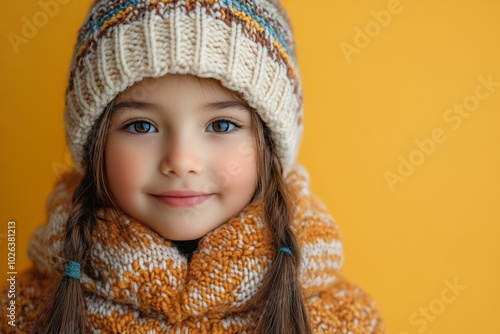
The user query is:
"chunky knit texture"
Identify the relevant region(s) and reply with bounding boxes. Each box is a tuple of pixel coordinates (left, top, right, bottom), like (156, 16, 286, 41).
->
(1, 164, 385, 333)
(66, 0, 303, 176)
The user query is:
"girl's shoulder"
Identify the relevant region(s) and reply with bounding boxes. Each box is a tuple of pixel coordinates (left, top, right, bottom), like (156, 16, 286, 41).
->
(307, 273, 386, 333)
(0, 266, 53, 333)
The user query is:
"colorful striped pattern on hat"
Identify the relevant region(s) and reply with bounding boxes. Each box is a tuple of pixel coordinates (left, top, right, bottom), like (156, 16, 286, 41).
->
(71, 0, 299, 92)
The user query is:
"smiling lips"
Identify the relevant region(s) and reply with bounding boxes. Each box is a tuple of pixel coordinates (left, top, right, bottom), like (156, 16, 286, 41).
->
(152, 190, 213, 207)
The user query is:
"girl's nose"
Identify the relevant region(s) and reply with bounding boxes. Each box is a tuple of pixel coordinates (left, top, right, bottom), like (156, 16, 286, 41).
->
(159, 135, 203, 176)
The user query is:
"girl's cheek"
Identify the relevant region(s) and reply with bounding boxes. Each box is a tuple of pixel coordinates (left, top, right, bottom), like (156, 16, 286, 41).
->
(237, 140, 258, 162)
(105, 138, 151, 190)
(215, 145, 258, 191)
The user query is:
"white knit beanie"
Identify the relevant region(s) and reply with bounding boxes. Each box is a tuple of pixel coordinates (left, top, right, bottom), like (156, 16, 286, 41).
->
(65, 0, 303, 176)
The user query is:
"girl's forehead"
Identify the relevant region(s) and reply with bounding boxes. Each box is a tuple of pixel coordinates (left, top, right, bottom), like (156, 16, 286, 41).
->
(117, 74, 240, 103)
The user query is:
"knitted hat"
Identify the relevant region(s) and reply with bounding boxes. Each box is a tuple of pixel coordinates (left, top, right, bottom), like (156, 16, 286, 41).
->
(65, 0, 303, 176)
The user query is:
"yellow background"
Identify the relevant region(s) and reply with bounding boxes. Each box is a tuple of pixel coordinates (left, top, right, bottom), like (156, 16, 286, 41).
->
(1, 0, 499, 332)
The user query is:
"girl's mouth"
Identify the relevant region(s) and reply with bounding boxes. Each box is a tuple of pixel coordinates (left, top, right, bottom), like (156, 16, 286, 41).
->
(152, 194, 213, 207)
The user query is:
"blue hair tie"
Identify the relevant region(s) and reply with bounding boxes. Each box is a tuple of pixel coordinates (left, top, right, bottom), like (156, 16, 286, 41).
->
(278, 247, 293, 255)
(63, 261, 81, 280)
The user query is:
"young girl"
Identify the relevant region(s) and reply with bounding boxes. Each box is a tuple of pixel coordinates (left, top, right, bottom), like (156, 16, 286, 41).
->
(1, 0, 385, 333)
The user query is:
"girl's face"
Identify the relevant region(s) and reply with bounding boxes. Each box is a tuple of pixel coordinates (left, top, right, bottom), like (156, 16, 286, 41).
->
(105, 74, 258, 240)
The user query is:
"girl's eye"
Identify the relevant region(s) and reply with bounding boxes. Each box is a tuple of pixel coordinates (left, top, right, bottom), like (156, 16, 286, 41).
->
(125, 121, 157, 134)
(207, 119, 240, 133)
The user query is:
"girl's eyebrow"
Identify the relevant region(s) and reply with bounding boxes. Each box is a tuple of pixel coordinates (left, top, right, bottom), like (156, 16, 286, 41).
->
(111, 100, 249, 114)
(204, 100, 249, 112)
(111, 101, 154, 114)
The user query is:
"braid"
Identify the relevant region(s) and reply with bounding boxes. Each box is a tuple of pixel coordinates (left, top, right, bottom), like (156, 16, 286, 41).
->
(31, 103, 115, 334)
(31, 174, 98, 334)
(248, 114, 312, 334)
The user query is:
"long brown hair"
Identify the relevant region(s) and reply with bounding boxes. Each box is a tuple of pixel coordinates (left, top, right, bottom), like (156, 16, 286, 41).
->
(248, 99, 312, 334)
(32, 76, 312, 334)
(31, 99, 119, 333)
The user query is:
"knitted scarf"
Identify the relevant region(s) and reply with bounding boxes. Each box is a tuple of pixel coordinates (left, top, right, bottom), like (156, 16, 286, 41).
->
(9, 163, 384, 333)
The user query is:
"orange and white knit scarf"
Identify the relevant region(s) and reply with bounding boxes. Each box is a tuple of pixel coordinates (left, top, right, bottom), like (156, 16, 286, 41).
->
(28, 163, 344, 332)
